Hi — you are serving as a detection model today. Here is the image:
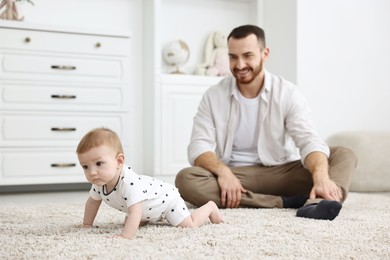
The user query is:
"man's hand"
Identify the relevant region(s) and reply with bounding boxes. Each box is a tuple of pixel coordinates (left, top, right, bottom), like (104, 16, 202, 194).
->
(217, 167, 247, 208)
(194, 151, 247, 208)
(305, 151, 342, 201)
(310, 178, 342, 202)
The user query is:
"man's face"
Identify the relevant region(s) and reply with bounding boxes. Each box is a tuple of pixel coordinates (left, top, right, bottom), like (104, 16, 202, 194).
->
(228, 34, 268, 85)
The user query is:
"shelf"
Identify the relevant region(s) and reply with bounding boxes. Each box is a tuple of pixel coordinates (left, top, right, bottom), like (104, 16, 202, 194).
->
(145, 0, 262, 75)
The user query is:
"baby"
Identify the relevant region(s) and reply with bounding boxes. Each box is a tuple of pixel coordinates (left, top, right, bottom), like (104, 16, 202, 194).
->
(76, 127, 223, 239)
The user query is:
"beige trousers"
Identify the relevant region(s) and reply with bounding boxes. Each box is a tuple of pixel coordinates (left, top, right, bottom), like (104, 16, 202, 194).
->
(175, 147, 357, 208)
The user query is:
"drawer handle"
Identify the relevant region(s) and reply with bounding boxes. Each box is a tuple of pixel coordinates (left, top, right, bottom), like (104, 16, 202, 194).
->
(51, 65, 76, 70)
(51, 127, 76, 132)
(51, 94, 77, 99)
(95, 42, 101, 48)
(51, 163, 77, 168)
(25, 37, 31, 43)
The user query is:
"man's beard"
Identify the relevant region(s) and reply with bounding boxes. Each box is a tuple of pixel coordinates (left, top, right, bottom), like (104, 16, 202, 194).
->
(232, 61, 263, 85)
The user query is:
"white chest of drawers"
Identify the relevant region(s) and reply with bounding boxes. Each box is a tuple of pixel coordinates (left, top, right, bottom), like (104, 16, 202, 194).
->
(0, 21, 131, 187)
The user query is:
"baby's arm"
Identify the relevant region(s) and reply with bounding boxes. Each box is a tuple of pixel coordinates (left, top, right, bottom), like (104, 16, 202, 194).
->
(83, 196, 102, 227)
(119, 201, 143, 239)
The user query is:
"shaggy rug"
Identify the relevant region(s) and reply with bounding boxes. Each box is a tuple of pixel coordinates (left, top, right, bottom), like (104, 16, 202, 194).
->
(0, 192, 389, 259)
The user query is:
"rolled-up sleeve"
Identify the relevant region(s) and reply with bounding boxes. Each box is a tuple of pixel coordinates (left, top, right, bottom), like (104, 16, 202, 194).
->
(188, 90, 217, 165)
(284, 86, 330, 167)
(187, 78, 234, 165)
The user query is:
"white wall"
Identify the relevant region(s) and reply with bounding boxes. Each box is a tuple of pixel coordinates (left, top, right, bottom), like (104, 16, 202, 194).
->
(19, 0, 132, 31)
(263, 0, 297, 83)
(297, 0, 390, 138)
(265, 0, 390, 139)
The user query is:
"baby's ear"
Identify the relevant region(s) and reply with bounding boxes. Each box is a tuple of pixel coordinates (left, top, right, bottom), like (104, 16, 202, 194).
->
(117, 153, 125, 166)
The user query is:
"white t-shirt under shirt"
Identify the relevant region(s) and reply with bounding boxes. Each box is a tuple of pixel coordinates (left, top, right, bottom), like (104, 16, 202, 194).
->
(229, 91, 262, 167)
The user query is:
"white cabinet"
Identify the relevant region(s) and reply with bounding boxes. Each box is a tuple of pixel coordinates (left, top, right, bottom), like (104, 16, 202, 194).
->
(143, 0, 263, 182)
(0, 21, 131, 186)
(157, 75, 222, 180)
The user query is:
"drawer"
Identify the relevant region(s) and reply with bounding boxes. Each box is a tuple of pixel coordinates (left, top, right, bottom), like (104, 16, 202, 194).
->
(1, 149, 81, 178)
(0, 146, 129, 186)
(0, 149, 88, 185)
(0, 28, 130, 56)
(0, 53, 127, 83)
(0, 113, 129, 146)
(0, 82, 125, 111)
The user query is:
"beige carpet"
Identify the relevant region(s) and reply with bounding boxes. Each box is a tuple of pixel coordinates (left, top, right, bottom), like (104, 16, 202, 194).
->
(1, 192, 389, 259)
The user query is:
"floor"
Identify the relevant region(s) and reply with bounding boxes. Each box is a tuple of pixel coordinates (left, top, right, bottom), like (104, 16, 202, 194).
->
(0, 191, 89, 206)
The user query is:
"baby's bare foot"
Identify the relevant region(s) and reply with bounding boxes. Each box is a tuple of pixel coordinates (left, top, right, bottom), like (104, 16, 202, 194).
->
(208, 201, 224, 224)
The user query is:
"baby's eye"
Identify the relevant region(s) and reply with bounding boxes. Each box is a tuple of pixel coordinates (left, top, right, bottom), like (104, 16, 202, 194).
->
(82, 165, 88, 170)
(96, 161, 104, 167)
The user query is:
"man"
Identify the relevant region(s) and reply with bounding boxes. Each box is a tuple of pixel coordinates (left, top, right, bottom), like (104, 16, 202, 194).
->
(175, 25, 357, 220)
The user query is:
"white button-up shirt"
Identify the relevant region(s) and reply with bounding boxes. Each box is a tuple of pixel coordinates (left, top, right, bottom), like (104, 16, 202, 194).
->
(188, 70, 330, 167)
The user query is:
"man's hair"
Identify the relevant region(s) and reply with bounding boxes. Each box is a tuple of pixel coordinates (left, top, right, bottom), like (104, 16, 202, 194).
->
(227, 24, 266, 48)
(76, 127, 124, 155)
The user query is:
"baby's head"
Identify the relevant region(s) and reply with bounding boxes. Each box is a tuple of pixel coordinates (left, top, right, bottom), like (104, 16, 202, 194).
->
(77, 128, 124, 186)
(77, 127, 124, 155)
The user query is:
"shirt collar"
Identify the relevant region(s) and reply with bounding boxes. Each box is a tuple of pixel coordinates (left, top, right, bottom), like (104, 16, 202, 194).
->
(261, 69, 271, 100)
(230, 79, 239, 100)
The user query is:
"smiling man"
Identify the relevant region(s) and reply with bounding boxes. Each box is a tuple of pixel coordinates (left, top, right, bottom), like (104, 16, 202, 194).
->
(175, 25, 358, 220)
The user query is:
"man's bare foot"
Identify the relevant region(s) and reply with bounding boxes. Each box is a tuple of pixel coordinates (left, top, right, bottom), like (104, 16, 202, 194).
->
(207, 201, 224, 224)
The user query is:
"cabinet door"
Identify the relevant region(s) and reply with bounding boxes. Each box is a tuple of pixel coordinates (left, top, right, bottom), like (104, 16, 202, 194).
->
(160, 83, 209, 175)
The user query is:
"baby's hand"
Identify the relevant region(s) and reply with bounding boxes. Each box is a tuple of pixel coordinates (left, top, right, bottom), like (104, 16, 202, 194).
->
(78, 224, 99, 228)
(111, 234, 130, 239)
(82, 224, 92, 228)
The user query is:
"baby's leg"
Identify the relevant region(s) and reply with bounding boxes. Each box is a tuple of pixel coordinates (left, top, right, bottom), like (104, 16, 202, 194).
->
(206, 201, 224, 224)
(178, 201, 223, 228)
